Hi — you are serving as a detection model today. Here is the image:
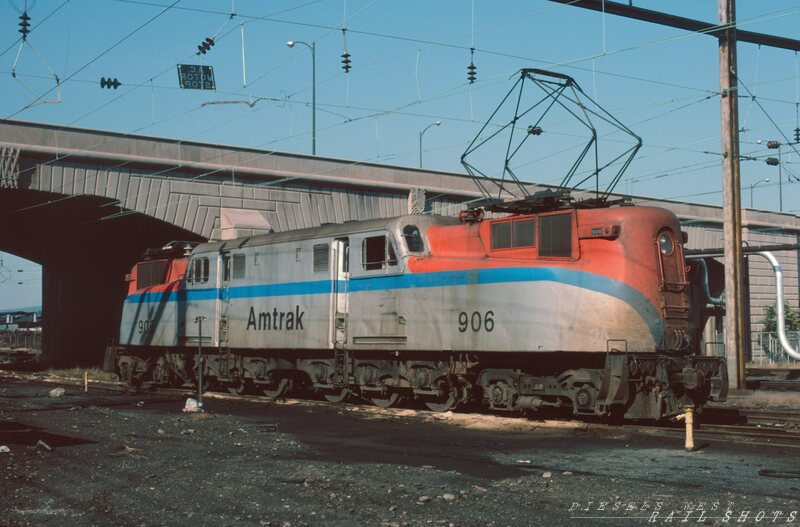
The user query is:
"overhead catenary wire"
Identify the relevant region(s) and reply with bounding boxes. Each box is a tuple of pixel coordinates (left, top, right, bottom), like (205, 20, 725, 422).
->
(3, 1, 796, 217)
(107, 0, 770, 99)
(6, 0, 184, 118)
(3, 2, 740, 142)
(0, 0, 70, 60)
(0, 64, 736, 221)
(736, 74, 800, 177)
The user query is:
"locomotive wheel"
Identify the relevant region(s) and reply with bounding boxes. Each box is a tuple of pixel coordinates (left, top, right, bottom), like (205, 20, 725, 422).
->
(370, 391, 402, 408)
(262, 378, 290, 400)
(422, 390, 457, 412)
(118, 362, 131, 384)
(193, 372, 214, 392)
(322, 387, 349, 403)
(227, 379, 249, 396)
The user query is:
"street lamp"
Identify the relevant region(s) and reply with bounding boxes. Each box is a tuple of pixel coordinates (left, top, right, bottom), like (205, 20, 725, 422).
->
(419, 121, 441, 168)
(749, 177, 770, 208)
(287, 40, 316, 155)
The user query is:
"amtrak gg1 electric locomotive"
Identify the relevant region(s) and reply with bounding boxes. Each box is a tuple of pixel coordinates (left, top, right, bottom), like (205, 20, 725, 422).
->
(116, 203, 727, 420)
(115, 68, 727, 420)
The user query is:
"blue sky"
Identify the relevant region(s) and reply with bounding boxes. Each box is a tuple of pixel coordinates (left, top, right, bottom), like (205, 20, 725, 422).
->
(1, 0, 800, 309)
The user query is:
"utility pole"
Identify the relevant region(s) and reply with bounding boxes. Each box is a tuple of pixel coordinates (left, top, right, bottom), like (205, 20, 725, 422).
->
(719, 0, 745, 389)
(546, 0, 800, 390)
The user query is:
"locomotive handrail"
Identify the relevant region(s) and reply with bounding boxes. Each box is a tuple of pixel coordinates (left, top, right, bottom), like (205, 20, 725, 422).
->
(755, 251, 800, 361)
(684, 243, 800, 258)
(697, 258, 724, 306)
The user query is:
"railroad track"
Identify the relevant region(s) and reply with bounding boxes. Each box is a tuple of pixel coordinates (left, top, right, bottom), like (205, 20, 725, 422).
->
(6, 370, 800, 445)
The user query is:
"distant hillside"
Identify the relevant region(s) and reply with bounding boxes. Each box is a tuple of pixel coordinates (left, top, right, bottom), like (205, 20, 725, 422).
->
(0, 306, 42, 314)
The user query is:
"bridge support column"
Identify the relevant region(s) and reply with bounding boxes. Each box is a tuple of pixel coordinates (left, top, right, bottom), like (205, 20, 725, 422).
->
(41, 256, 127, 368)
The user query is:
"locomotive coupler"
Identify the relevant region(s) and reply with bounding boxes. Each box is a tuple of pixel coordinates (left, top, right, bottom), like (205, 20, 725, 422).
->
(671, 367, 704, 392)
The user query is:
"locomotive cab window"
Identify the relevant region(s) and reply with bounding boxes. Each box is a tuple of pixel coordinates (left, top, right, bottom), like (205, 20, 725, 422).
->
(539, 213, 573, 258)
(188, 257, 209, 285)
(362, 235, 398, 271)
(402, 225, 425, 253)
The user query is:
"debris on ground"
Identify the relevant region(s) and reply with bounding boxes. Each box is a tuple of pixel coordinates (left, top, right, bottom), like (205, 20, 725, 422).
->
(182, 398, 201, 413)
(48, 387, 65, 397)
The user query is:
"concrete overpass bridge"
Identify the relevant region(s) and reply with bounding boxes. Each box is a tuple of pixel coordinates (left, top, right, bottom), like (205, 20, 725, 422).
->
(1, 119, 798, 367)
(0, 120, 482, 366)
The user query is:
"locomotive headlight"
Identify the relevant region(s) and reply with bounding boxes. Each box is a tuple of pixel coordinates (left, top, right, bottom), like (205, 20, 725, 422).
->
(658, 233, 674, 256)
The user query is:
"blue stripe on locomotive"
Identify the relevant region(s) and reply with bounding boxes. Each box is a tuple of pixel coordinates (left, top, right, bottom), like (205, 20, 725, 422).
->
(124, 267, 666, 344)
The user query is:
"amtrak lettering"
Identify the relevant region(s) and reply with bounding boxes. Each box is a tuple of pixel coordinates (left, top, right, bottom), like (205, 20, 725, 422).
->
(246, 306, 305, 331)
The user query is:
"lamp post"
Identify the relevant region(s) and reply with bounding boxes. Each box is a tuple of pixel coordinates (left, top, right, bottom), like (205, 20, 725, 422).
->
(287, 40, 316, 155)
(419, 121, 441, 168)
(749, 177, 770, 208)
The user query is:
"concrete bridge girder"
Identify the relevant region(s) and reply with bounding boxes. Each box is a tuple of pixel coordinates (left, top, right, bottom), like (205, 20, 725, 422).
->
(0, 120, 479, 366)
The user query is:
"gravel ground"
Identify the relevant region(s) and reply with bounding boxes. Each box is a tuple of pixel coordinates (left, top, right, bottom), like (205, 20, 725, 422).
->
(2, 375, 800, 527)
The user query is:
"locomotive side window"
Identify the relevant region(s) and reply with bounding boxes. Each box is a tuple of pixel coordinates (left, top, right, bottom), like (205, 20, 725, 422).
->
(491, 219, 535, 250)
(136, 260, 169, 290)
(491, 222, 512, 250)
(512, 219, 535, 247)
(539, 214, 572, 257)
(232, 254, 246, 279)
(362, 235, 398, 270)
(189, 257, 209, 284)
(403, 225, 425, 253)
(313, 244, 329, 273)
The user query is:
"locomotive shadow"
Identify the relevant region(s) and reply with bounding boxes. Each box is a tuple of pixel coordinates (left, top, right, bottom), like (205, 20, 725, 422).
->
(0, 420, 96, 448)
(231, 404, 545, 480)
(276, 434, 534, 480)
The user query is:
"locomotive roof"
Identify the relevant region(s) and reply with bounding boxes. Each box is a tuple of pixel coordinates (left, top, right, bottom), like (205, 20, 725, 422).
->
(194, 214, 461, 253)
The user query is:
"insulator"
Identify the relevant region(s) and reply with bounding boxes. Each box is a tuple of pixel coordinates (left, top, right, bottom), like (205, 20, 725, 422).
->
(197, 37, 215, 55)
(18, 11, 31, 40)
(468, 62, 476, 84)
(794, 128, 800, 143)
(341, 52, 351, 73)
(100, 77, 121, 89)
